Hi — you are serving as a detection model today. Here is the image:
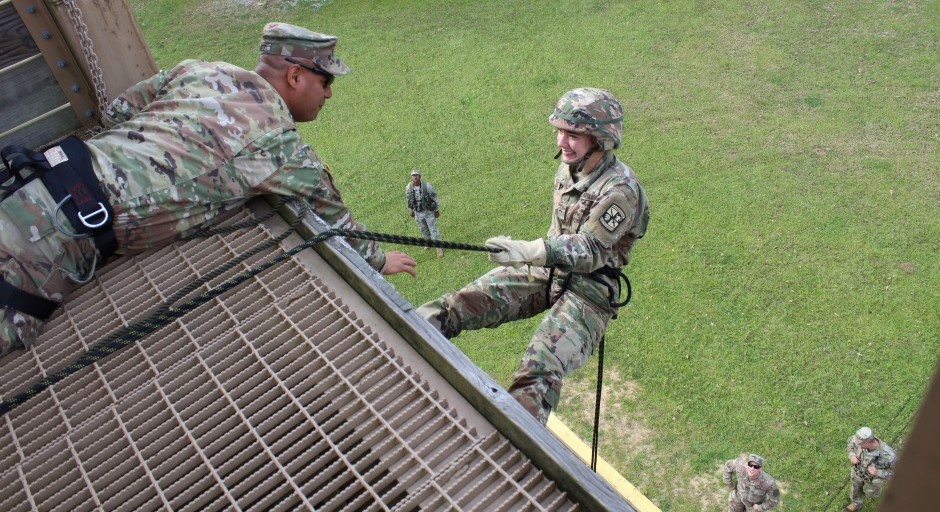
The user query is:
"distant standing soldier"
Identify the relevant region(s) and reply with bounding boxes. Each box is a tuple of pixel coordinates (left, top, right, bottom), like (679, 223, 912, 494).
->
(844, 426, 896, 511)
(406, 169, 443, 257)
(722, 454, 781, 511)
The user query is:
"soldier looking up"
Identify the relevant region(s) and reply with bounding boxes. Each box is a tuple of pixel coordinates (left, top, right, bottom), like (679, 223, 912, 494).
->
(844, 426, 896, 511)
(0, 22, 416, 357)
(722, 454, 781, 511)
(405, 169, 444, 257)
(418, 88, 649, 424)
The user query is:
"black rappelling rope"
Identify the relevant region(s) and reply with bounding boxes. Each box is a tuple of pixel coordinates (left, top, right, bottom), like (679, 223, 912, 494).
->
(590, 273, 631, 472)
(591, 335, 606, 472)
(0, 226, 497, 416)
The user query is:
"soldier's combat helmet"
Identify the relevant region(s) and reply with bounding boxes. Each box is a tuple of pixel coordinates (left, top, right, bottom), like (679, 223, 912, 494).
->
(548, 88, 624, 150)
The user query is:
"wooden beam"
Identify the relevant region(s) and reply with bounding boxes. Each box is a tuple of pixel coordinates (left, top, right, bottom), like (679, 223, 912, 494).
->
(12, 0, 98, 125)
(0, 1, 38, 68)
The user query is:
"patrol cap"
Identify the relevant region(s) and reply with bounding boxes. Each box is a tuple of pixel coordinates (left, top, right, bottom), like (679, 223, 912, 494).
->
(411, 169, 421, 176)
(747, 454, 765, 467)
(259, 22, 350, 76)
(856, 427, 874, 441)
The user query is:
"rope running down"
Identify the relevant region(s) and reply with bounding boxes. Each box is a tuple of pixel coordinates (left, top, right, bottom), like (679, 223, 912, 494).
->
(0, 224, 497, 416)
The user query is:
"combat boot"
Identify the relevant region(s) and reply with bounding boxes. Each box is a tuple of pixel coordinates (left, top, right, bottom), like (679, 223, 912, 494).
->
(843, 503, 860, 512)
(436, 248, 444, 258)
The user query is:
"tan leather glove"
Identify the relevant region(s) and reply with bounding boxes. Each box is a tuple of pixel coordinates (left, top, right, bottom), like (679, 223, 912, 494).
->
(485, 236, 546, 268)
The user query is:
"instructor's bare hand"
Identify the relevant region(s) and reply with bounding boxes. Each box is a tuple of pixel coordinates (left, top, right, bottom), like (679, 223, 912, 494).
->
(382, 251, 417, 277)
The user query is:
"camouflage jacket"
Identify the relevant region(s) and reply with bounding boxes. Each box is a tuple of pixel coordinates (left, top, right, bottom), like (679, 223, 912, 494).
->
(847, 435, 896, 481)
(544, 152, 649, 310)
(723, 457, 781, 510)
(85, 59, 385, 270)
(405, 180, 438, 212)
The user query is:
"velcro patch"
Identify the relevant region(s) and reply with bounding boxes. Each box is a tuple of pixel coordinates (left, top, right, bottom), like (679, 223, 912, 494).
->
(601, 204, 626, 231)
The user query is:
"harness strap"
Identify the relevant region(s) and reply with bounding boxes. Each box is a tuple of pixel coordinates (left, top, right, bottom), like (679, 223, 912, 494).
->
(589, 265, 632, 314)
(1, 146, 50, 196)
(2, 137, 117, 259)
(39, 137, 117, 258)
(0, 277, 58, 320)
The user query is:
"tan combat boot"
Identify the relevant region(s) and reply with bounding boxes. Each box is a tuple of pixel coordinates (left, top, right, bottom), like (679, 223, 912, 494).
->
(843, 503, 860, 512)
(436, 248, 444, 258)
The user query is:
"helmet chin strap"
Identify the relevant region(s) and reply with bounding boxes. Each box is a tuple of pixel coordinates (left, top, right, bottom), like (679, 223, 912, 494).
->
(565, 143, 604, 176)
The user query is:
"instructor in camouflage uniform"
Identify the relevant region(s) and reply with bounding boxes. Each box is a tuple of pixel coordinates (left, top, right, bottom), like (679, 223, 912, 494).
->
(0, 23, 416, 356)
(406, 169, 444, 257)
(418, 88, 649, 424)
(722, 454, 781, 511)
(844, 426, 896, 511)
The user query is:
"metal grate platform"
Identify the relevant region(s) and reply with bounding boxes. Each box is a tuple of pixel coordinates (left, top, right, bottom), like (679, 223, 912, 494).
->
(0, 208, 584, 511)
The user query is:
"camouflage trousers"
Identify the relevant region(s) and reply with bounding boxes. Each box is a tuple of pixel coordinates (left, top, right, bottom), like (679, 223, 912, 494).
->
(0, 179, 97, 356)
(414, 210, 441, 241)
(850, 472, 887, 506)
(417, 265, 611, 424)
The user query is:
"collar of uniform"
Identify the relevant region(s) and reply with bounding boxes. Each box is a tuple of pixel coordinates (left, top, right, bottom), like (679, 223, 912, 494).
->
(567, 152, 615, 193)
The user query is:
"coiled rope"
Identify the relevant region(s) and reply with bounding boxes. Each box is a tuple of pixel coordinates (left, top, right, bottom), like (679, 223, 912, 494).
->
(0, 215, 496, 416)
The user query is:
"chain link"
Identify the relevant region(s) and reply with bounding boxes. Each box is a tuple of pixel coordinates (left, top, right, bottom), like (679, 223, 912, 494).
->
(63, 0, 109, 117)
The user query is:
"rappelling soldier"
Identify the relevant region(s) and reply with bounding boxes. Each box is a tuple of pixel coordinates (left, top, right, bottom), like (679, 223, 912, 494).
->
(418, 87, 649, 424)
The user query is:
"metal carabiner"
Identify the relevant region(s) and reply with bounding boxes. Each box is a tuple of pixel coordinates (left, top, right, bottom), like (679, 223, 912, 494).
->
(52, 194, 91, 239)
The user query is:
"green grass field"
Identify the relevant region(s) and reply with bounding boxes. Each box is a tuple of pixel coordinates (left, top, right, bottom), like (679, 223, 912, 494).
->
(128, 1, 939, 510)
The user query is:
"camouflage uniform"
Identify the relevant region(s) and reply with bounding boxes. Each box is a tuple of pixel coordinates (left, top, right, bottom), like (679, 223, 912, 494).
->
(723, 455, 781, 511)
(419, 88, 649, 424)
(405, 171, 441, 242)
(846, 428, 896, 509)
(0, 24, 384, 356)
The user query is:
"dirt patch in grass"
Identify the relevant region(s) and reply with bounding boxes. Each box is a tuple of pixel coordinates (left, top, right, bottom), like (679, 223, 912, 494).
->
(562, 375, 793, 510)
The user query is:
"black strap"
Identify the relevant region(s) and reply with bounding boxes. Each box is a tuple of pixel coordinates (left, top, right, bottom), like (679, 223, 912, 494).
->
(0, 277, 58, 320)
(3, 138, 118, 259)
(38, 137, 117, 259)
(1, 145, 51, 197)
(589, 266, 633, 312)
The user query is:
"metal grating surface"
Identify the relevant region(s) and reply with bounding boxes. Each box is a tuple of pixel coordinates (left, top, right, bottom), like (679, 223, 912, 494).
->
(0, 210, 579, 511)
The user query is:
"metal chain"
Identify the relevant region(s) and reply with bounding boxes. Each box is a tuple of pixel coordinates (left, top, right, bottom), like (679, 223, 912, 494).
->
(63, 0, 109, 117)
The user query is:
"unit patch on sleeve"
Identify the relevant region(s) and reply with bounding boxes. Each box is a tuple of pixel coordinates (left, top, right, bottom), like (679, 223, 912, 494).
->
(601, 204, 626, 231)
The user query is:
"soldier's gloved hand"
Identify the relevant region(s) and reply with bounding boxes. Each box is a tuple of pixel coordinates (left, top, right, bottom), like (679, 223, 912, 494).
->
(485, 236, 547, 268)
(410, 211, 415, 218)
(727, 481, 735, 491)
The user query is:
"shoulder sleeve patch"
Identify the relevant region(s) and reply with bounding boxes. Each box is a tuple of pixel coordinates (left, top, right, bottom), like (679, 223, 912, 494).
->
(601, 203, 626, 232)
(582, 188, 637, 247)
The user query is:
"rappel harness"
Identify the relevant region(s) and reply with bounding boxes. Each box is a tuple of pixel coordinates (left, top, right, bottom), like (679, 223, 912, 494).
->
(1, 136, 116, 320)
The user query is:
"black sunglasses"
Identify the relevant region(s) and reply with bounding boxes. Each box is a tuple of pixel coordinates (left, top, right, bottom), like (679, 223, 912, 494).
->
(747, 462, 761, 469)
(285, 57, 334, 87)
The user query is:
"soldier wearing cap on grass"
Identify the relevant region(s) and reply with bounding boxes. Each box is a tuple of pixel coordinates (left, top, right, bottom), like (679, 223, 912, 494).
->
(722, 454, 781, 511)
(0, 23, 417, 357)
(417, 88, 649, 424)
(844, 426, 896, 511)
(406, 169, 444, 257)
